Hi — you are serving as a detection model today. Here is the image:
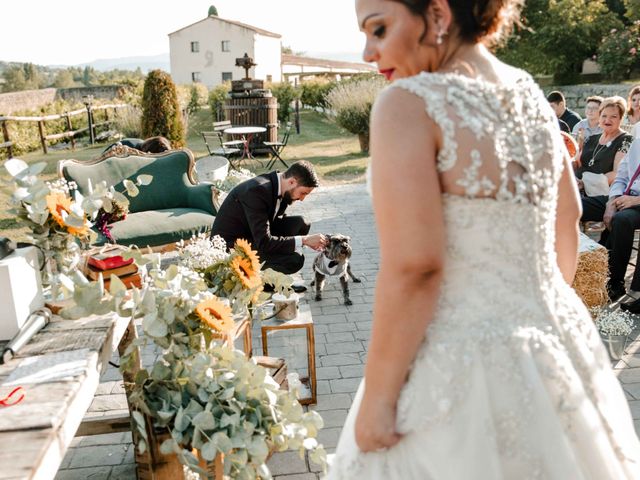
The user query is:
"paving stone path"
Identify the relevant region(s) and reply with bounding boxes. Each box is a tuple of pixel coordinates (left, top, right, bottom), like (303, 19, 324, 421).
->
(55, 183, 640, 479)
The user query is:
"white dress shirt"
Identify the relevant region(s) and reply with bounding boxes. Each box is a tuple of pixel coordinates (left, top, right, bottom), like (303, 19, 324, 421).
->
(274, 173, 303, 251)
(610, 137, 640, 197)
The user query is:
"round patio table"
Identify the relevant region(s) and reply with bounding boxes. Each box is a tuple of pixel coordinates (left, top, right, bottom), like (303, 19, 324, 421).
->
(223, 126, 267, 159)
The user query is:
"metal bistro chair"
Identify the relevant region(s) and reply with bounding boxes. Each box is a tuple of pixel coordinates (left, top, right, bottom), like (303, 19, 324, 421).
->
(201, 121, 247, 169)
(264, 122, 292, 170)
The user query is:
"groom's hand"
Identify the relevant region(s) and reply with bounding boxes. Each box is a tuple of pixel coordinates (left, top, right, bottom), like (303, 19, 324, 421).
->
(355, 395, 402, 453)
(302, 234, 327, 251)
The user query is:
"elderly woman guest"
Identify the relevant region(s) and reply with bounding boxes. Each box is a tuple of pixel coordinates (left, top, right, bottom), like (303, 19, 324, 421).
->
(576, 96, 633, 188)
(571, 95, 603, 147)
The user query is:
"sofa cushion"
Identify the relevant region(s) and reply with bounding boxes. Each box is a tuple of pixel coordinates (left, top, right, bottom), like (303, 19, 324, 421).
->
(95, 208, 215, 248)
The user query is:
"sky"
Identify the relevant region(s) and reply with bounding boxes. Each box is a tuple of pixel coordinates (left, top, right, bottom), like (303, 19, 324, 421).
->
(0, 0, 365, 66)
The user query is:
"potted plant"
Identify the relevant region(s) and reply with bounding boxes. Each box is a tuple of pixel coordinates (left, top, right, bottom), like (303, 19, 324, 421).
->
(595, 309, 635, 360)
(59, 249, 327, 478)
(326, 76, 386, 153)
(116, 259, 326, 478)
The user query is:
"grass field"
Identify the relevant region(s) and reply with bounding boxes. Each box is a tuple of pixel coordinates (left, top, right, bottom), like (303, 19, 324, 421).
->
(0, 109, 369, 241)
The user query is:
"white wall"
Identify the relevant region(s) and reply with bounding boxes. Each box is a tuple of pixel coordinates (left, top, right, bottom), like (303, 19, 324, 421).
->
(253, 35, 282, 83)
(170, 17, 258, 87)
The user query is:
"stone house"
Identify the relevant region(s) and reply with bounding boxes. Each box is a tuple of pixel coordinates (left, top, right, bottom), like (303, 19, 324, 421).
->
(169, 15, 282, 87)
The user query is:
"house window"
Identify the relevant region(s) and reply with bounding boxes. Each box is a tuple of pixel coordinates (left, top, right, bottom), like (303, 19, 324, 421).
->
(190, 41, 199, 53)
(192, 72, 201, 82)
(222, 72, 233, 82)
(221, 40, 231, 52)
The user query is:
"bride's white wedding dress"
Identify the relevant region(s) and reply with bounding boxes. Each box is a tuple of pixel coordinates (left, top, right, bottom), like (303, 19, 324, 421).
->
(326, 71, 640, 479)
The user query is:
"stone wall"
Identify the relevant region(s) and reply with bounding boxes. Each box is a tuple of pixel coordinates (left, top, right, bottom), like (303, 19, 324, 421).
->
(56, 85, 124, 104)
(0, 88, 56, 115)
(543, 84, 635, 111)
(0, 85, 124, 115)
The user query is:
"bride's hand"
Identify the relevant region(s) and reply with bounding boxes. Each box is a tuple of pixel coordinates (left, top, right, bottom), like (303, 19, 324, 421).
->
(354, 394, 402, 453)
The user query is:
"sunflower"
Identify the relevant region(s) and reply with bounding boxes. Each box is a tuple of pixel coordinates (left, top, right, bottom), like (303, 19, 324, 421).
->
(234, 238, 260, 273)
(45, 192, 88, 237)
(195, 297, 234, 332)
(230, 256, 261, 289)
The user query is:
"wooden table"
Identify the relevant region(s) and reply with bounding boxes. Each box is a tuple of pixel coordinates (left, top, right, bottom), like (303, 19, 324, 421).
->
(0, 312, 137, 480)
(261, 302, 316, 405)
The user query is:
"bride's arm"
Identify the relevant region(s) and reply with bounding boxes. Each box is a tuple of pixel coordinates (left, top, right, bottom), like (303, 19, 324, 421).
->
(555, 154, 581, 284)
(355, 87, 445, 452)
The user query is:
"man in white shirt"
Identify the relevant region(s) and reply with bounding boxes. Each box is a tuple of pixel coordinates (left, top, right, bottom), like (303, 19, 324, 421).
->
(211, 161, 326, 278)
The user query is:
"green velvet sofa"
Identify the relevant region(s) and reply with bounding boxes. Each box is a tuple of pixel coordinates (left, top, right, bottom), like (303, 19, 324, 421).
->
(58, 146, 216, 248)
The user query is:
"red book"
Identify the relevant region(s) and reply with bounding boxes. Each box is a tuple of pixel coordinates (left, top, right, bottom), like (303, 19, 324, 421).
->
(86, 263, 138, 281)
(87, 249, 134, 271)
(103, 272, 143, 290)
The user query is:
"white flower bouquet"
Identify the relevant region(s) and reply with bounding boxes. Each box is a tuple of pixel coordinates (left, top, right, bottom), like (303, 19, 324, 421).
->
(595, 309, 635, 337)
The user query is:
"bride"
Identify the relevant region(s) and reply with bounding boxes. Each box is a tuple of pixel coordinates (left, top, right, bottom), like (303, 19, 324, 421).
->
(327, 0, 640, 478)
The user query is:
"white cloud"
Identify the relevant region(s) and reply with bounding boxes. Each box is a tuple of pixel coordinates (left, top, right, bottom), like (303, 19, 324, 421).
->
(1, 0, 365, 65)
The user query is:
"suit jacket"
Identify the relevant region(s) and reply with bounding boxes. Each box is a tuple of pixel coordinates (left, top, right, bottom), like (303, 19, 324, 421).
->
(211, 171, 295, 255)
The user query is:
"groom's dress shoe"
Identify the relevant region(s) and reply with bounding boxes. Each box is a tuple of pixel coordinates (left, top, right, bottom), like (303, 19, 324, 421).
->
(621, 297, 640, 313)
(291, 284, 307, 293)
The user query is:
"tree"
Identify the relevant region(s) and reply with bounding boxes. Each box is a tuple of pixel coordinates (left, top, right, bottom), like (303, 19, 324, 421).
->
(141, 70, 185, 147)
(497, 0, 622, 82)
(53, 69, 76, 88)
(625, 0, 640, 21)
(82, 66, 98, 86)
(208, 5, 218, 16)
(2, 65, 27, 92)
(22, 63, 42, 90)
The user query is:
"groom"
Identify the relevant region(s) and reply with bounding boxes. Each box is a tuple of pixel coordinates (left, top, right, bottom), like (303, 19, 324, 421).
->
(210, 160, 327, 277)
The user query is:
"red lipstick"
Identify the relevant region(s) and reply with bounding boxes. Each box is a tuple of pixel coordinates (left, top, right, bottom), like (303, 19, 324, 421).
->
(379, 69, 394, 81)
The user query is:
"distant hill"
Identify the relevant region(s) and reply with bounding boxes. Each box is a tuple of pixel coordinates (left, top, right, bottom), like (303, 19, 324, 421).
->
(67, 53, 170, 72)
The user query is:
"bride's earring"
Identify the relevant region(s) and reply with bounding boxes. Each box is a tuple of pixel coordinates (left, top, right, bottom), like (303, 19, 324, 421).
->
(436, 27, 446, 45)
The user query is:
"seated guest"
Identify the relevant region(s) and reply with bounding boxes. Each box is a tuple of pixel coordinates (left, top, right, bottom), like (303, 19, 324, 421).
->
(572, 96, 603, 147)
(558, 119, 571, 133)
(576, 96, 633, 191)
(626, 85, 640, 133)
(102, 136, 172, 154)
(211, 161, 327, 276)
(138, 136, 172, 153)
(582, 134, 640, 303)
(547, 90, 582, 131)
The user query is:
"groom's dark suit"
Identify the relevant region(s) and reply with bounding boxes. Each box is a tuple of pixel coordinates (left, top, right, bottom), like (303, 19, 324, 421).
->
(211, 171, 310, 274)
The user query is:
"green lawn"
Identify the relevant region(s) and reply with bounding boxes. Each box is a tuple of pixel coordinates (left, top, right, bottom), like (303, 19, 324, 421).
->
(0, 109, 369, 241)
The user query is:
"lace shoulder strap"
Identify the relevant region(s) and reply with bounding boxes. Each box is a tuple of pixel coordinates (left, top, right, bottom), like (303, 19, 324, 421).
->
(390, 71, 565, 204)
(392, 74, 457, 172)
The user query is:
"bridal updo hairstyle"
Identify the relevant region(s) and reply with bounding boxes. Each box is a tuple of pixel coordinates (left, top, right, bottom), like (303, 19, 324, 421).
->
(391, 0, 523, 45)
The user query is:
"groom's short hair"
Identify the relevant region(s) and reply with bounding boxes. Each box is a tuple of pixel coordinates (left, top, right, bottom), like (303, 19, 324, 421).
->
(283, 161, 319, 188)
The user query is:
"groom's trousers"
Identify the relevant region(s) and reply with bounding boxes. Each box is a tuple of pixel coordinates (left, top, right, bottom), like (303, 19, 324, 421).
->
(582, 194, 640, 290)
(260, 215, 310, 275)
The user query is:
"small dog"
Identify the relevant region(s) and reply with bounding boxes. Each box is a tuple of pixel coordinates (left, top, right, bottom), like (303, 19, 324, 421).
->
(311, 234, 361, 305)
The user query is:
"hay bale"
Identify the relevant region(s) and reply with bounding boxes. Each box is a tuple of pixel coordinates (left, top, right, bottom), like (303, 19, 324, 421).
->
(572, 233, 609, 308)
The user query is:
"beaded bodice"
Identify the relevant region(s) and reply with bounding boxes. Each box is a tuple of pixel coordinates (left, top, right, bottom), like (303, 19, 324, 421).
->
(328, 71, 640, 480)
(388, 72, 567, 301)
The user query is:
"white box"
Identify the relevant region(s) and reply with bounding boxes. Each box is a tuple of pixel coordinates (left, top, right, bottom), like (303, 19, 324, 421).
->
(0, 246, 44, 340)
